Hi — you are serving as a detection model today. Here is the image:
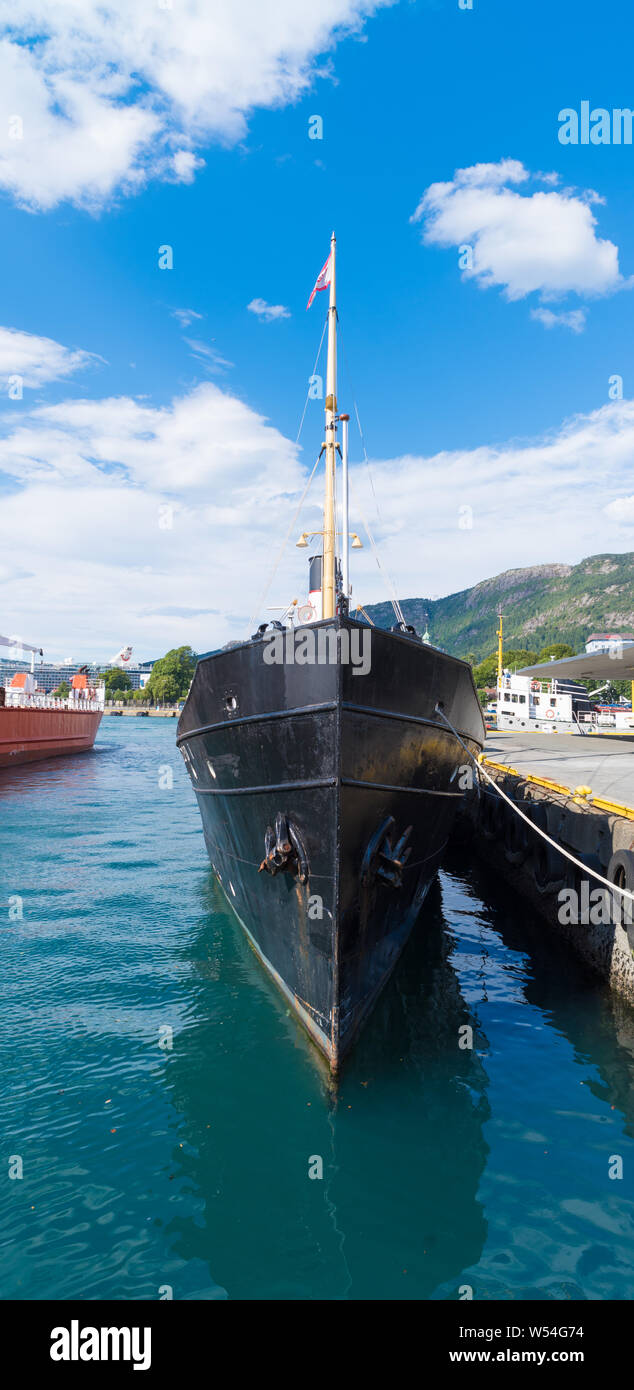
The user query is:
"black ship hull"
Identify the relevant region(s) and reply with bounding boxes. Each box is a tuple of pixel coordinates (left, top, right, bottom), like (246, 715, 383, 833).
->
(177, 618, 485, 1070)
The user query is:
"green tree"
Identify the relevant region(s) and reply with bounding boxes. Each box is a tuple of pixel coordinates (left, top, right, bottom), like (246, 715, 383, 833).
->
(105, 668, 132, 695)
(149, 673, 180, 703)
(472, 653, 497, 687)
(52, 680, 70, 698)
(537, 643, 575, 662)
(146, 646, 196, 703)
(596, 680, 632, 702)
(473, 648, 538, 687)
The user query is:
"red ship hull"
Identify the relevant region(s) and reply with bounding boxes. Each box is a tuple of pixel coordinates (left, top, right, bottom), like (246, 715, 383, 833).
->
(0, 707, 103, 767)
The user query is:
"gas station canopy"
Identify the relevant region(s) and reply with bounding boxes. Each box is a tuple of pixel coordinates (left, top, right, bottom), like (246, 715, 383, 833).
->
(519, 642, 634, 683)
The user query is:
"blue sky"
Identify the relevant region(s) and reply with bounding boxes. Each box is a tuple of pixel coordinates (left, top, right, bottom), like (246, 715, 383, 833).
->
(1, 0, 634, 659)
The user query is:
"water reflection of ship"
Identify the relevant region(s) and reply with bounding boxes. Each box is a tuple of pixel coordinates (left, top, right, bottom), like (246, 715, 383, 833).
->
(447, 849, 634, 1141)
(163, 875, 490, 1300)
(0, 744, 106, 799)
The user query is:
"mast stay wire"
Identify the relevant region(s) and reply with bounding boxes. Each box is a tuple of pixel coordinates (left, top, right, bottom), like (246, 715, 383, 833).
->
(337, 319, 406, 627)
(246, 314, 328, 636)
(348, 479, 405, 627)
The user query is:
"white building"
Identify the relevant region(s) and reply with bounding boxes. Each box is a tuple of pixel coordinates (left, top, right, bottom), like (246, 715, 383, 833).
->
(585, 631, 634, 653)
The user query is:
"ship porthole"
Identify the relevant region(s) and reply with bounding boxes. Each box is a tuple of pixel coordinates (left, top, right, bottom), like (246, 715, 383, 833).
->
(224, 693, 238, 713)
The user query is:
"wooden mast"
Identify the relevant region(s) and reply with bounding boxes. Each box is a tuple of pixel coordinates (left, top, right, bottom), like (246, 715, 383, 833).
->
(322, 231, 337, 620)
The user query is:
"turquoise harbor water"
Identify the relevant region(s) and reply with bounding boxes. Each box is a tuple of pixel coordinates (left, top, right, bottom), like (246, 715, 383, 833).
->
(2, 718, 634, 1301)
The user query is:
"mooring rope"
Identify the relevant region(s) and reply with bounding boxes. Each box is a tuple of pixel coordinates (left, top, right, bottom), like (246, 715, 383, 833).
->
(435, 704, 634, 905)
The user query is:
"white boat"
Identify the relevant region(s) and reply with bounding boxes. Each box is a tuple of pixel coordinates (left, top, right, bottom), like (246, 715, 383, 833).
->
(594, 703, 634, 732)
(495, 670, 593, 733)
(493, 613, 596, 734)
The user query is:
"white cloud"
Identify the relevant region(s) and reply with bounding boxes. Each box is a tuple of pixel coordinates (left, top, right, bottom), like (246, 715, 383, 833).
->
(530, 307, 587, 333)
(0, 325, 100, 387)
(0, 381, 299, 492)
(247, 298, 291, 322)
(0, 378, 311, 656)
(0, 0, 388, 210)
(183, 338, 234, 372)
(345, 398, 634, 605)
(604, 495, 634, 524)
(171, 308, 203, 330)
(171, 150, 205, 183)
(411, 159, 627, 321)
(2, 378, 634, 659)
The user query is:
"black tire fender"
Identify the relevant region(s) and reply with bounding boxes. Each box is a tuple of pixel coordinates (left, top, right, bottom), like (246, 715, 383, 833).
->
(503, 799, 529, 864)
(491, 794, 506, 840)
(527, 802, 569, 893)
(480, 788, 498, 840)
(606, 849, 634, 953)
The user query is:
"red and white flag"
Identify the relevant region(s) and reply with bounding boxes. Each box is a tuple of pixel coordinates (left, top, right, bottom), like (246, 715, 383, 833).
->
(306, 252, 332, 310)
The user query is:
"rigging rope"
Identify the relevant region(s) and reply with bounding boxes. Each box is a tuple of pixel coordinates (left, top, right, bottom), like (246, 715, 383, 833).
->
(294, 314, 327, 449)
(245, 315, 328, 636)
(348, 480, 406, 627)
(246, 310, 410, 636)
(246, 451, 322, 637)
(337, 323, 406, 627)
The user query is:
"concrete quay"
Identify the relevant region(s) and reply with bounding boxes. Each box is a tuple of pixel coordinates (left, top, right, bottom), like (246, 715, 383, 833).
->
(457, 730, 634, 1003)
(104, 706, 179, 718)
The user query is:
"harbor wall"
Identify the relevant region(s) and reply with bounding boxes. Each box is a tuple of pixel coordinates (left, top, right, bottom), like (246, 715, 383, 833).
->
(454, 759, 634, 1002)
(104, 704, 179, 717)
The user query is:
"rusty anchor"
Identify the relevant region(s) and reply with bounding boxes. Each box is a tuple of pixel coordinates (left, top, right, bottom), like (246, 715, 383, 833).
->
(361, 815, 412, 889)
(259, 812, 309, 884)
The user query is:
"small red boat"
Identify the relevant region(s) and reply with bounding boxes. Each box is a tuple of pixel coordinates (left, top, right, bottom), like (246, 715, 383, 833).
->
(0, 639, 104, 768)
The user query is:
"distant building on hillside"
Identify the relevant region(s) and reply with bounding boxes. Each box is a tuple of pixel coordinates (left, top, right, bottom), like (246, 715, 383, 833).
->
(585, 632, 634, 653)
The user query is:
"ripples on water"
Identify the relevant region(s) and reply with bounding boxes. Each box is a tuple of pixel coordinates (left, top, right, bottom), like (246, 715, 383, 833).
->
(1, 719, 634, 1300)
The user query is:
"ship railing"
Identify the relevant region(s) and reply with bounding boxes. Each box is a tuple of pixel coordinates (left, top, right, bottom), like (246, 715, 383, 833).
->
(1, 689, 106, 712)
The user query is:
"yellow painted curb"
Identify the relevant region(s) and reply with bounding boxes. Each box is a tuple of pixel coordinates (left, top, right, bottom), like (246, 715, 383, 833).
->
(590, 795, 634, 822)
(525, 773, 572, 796)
